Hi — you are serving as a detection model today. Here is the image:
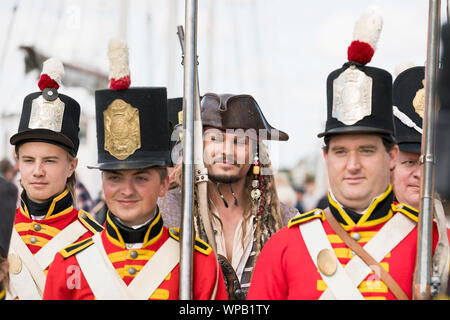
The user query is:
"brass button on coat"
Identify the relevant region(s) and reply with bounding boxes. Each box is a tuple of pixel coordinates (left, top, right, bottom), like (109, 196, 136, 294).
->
(317, 248, 337, 276)
(128, 267, 137, 275)
(33, 224, 42, 232)
(8, 253, 22, 274)
(130, 251, 138, 259)
(351, 232, 361, 241)
(30, 236, 38, 244)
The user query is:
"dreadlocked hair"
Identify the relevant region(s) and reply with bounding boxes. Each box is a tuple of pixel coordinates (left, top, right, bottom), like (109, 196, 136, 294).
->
(0, 256, 10, 292)
(251, 142, 283, 263)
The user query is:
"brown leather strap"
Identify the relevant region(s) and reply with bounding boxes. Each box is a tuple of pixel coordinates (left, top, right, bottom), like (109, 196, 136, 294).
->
(323, 208, 409, 300)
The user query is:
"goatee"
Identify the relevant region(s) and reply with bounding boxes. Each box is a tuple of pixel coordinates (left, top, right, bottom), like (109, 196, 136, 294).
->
(209, 174, 241, 184)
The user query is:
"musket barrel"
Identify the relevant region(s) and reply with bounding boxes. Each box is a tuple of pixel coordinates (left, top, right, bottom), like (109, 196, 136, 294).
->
(179, 0, 198, 300)
(414, 0, 440, 300)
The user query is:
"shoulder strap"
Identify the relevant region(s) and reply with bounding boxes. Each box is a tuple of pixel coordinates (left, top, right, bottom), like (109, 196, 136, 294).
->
(323, 208, 409, 300)
(77, 211, 104, 233)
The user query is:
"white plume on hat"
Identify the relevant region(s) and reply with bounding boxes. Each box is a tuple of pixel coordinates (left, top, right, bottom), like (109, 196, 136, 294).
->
(41, 57, 65, 85)
(352, 6, 383, 52)
(108, 38, 130, 81)
(394, 61, 415, 79)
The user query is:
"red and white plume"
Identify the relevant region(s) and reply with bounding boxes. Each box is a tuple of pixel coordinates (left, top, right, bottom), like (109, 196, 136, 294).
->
(347, 7, 383, 65)
(38, 57, 65, 91)
(108, 38, 131, 91)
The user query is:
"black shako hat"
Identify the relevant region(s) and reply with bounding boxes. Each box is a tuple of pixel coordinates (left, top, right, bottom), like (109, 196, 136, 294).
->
(318, 8, 395, 141)
(10, 58, 80, 156)
(393, 66, 424, 153)
(0, 177, 18, 258)
(89, 39, 171, 170)
(167, 97, 183, 167)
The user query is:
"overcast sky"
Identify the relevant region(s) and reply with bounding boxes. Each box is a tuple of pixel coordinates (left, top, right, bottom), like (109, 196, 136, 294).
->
(0, 0, 444, 175)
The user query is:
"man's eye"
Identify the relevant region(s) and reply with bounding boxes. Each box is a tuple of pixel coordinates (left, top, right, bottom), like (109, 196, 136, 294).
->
(211, 136, 223, 143)
(360, 149, 374, 154)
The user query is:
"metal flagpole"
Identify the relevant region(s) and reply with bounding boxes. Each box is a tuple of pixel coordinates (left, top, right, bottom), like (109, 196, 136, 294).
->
(179, 0, 198, 300)
(413, 0, 441, 300)
(177, 25, 217, 253)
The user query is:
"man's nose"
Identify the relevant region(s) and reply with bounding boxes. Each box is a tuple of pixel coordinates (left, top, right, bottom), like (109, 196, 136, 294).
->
(346, 152, 361, 172)
(120, 178, 136, 196)
(32, 162, 45, 177)
(412, 162, 421, 180)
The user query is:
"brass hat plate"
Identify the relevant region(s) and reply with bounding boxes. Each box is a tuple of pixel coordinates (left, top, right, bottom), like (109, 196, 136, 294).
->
(317, 248, 337, 276)
(332, 66, 373, 125)
(412, 79, 425, 118)
(29, 95, 65, 132)
(8, 252, 22, 275)
(104, 99, 141, 160)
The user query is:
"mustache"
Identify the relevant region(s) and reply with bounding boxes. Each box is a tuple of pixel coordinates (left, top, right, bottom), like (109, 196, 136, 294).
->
(211, 154, 244, 166)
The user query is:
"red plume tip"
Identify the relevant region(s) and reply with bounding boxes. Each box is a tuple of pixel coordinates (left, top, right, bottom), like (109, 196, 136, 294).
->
(347, 40, 374, 65)
(110, 76, 131, 91)
(38, 74, 60, 91)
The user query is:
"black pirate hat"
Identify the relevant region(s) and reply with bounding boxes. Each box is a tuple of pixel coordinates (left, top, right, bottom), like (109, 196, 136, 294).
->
(0, 177, 18, 259)
(318, 8, 394, 141)
(10, 58, 81, 156)
(393, 66, 424, 153)
(201, 93, 289, 141)
(89, 39, 171, 170)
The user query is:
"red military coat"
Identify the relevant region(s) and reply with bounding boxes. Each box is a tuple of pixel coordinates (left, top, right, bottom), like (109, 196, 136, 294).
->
(13, 189, 102, 272)
(43, 209, 228, 300)
(247, 189, 439, 300)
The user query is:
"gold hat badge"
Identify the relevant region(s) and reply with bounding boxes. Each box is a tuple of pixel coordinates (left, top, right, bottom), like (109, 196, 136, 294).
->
(412, 79, 425, 118)
(104, 99, 141, 160)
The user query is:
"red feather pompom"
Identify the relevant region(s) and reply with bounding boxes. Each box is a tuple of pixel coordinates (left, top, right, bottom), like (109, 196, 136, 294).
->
(110, 76, 131, 91)
(347, 40, 374, 65)
(38, 74, 60, 91)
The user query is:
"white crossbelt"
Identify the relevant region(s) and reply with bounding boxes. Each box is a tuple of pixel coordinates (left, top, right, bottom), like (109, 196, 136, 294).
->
(7, 220, 88, 300)
(76, 232, 180, 300)
(300, 216, 365, 300)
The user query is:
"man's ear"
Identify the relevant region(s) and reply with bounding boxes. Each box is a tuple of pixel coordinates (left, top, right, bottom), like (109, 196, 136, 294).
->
(388, 145, 400, 171)
(68, 157, 78, 178)
(322, 148, 328, 161)
(159, 175, 170, 198)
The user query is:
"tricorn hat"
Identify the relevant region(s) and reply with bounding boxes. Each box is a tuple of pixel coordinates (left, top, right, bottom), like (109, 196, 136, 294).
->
(318, 8, 394, 141)
(10, 58, 81, 156)
(393, 65, 424, 153)
(201, 93, 289, 141)
(90, 39, 171, 170)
